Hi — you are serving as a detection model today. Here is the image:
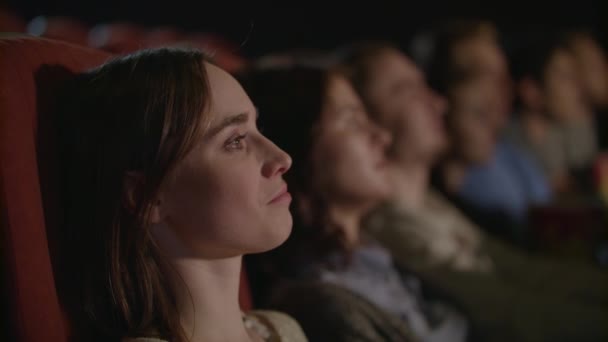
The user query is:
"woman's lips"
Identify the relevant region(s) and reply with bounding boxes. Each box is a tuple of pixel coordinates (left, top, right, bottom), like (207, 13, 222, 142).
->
(268, 185, 292, 204)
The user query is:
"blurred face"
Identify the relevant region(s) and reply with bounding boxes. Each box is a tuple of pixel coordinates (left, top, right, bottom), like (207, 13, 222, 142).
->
(363, 50, 447, 164)
(453, 37, 513, 128)
(154, 63, 293, 258)
(448, 78, 498, 164)
(543, 49, 590, 121)
(570, 37, 608, 107)
(311, 75, 391, 205)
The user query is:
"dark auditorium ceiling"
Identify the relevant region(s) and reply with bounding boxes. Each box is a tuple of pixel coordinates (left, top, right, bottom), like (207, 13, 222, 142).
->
(6, 0, 607, 56)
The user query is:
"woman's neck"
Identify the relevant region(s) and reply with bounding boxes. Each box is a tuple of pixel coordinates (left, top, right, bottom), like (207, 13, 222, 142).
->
(387, 159, 430, 211)
(152, 223, 255, 342)
(171, 256, 253, 342)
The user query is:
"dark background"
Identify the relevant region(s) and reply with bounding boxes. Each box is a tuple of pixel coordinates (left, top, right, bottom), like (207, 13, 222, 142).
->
(4, 0, 607, 56)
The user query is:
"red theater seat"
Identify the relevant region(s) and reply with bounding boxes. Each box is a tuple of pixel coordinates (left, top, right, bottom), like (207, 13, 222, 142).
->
(0, 35, 111, 342)
(26, 16, 90, 46)
(0, 9, 26, 32)
(88, 22, 146, 54)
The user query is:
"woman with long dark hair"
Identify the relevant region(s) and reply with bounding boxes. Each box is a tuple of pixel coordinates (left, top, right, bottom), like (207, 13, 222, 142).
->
(241, 64, 468, 342)
(56, 48, 306, 342)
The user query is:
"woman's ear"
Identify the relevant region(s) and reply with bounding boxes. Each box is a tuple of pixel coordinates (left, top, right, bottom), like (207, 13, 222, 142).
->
(123, 171, 164, 224)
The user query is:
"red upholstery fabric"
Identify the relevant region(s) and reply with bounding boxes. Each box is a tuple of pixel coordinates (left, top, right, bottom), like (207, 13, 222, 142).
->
(0, 9, 26, 32)
(88, 22, 146, 54)
(27, 17, 90, 46)
(0, 34, 254, 341)
(0, 35, 111, 342)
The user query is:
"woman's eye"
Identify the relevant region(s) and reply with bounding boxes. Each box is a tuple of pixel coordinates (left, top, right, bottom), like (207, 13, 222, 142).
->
(225, 134, 247, 151)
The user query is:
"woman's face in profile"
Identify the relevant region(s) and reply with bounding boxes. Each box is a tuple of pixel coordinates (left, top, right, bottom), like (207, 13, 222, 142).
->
(311, 75, 391, 204)
(153, 63, 293, 258)
(364, 50, 448, 164)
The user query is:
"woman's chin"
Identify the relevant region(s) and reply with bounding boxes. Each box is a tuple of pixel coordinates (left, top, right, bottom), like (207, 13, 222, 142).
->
(270, 215, 294, 249)
(249, 214, 293, 254)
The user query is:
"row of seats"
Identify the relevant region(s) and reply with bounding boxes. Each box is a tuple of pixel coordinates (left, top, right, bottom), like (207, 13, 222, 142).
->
(0, 8, 247, 72)
(0, 8, 255, 342)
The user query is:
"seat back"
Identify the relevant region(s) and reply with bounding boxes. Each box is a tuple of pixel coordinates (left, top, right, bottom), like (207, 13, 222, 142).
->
(0, 35, 111, 342)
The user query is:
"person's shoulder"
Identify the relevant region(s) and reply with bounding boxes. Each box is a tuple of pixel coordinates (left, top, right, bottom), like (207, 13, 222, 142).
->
(269, 281, 419, 341)
(246, 310, 308, 342)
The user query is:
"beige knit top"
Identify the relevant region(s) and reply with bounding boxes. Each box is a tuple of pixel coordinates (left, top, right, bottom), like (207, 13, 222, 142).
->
(123, 310, 307, 342)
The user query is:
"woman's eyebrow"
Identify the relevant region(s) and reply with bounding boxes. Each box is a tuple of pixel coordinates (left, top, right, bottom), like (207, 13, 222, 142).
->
(207, 112, 250, 138)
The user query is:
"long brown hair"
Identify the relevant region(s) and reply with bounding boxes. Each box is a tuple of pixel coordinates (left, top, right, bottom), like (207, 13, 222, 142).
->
(56, 48, 210, 342)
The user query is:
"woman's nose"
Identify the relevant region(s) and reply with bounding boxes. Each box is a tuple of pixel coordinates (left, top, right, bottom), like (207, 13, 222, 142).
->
(261, 139, 292, 178)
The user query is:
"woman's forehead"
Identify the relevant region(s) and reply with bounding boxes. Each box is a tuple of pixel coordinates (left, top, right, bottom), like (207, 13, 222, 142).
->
(205, 62, 255, 123)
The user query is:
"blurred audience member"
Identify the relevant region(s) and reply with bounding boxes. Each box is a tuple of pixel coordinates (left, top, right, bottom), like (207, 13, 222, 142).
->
(426, 21, 511, 128)
(424, 21, 551, 242)
(509, 34, 598, 193)
(342, 42, 490, 270)
(342, 42, 608, 342)
(439, 79, 549, 242)
(564, 30, 608, 149)
(241, 65, 469, 342)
